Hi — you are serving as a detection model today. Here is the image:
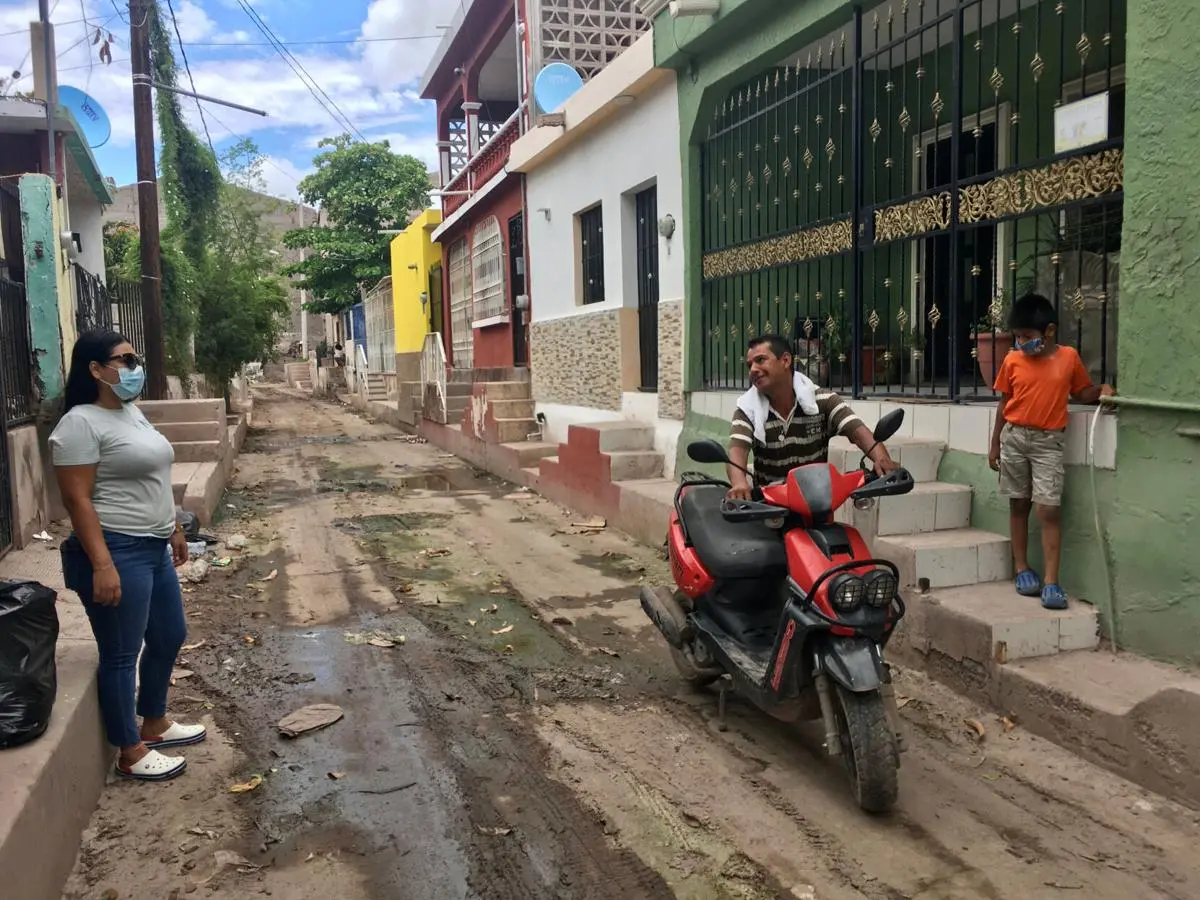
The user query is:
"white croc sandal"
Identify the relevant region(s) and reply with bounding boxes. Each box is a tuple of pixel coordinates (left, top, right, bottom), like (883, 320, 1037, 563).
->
(143, 721, 207, 750)
(116, 749, 187, 782)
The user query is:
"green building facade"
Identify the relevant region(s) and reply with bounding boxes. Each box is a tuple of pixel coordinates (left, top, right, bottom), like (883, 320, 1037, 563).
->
(652, 0, 1200, 665)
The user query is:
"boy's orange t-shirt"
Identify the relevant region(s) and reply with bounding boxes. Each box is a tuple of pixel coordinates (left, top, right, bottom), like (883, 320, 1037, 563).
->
(993, 345, 1092, 431)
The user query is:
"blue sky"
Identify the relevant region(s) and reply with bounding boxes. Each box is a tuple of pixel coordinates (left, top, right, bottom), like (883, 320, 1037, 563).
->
(0, 0, 459, 198)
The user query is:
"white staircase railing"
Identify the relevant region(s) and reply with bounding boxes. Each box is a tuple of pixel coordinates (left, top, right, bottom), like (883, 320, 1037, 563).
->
(355, 343, 369, 398)
(421, 333, 448, 423)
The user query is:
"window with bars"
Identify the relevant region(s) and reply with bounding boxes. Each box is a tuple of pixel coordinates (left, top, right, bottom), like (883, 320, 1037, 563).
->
(578, 205, 605, 305)
(448, 238, 474, 369)
(471, 217, 507, 322)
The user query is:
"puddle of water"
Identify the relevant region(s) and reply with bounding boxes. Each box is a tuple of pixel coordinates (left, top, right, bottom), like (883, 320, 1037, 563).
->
(396, 473, 452, 491)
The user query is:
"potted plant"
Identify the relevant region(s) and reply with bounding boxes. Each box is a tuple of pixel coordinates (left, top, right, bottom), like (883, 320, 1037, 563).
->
(972, 288, 1012, 388)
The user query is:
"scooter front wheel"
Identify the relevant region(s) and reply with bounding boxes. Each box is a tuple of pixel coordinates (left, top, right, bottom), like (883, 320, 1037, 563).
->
(833, 685, 900, 813)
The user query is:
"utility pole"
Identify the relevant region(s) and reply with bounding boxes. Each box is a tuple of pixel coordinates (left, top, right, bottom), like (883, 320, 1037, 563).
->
(129, 0, 168, 400)
(298, 204, 309, 358)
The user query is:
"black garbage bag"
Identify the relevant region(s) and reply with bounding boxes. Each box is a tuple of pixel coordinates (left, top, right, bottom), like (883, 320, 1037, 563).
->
(0, 579, 59, 749)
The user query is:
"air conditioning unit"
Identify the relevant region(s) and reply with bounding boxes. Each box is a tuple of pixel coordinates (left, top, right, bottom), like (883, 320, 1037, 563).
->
(669, 0, 720, 17)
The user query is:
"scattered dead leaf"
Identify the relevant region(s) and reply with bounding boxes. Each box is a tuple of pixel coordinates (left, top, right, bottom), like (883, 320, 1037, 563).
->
(895, 695, 913, 709)
(181, 641, 206, 651)
(327, 772, 346, 781)
(964, 718, 987, 742)
(1001, 716, 1018, 733)
(242, 635, 257, 646)
(263, 569, 278, 582)
(367, 638, 397, 648)
(489, 587, 508, 595)
(228, 775, 264, 794)
(467, 619, 477, 627)
(492, 624, 514, 636)
(571, 516, 607, 530)
(477, 826, 512, 836)
(421, 548, 451, 558)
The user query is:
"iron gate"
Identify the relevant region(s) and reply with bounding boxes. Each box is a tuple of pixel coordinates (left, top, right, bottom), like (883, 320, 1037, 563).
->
(700, 0, 1124, 398)
(75, 266, 114, 335)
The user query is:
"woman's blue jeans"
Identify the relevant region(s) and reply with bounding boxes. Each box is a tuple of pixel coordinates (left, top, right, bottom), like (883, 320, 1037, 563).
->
(62, 532, 187, 748)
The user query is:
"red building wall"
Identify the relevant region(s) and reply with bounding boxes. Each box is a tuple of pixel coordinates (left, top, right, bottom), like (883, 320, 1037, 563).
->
(438, 175, 526, 371)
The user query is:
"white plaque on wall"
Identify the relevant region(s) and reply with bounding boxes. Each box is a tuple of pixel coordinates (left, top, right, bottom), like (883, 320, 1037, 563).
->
(1055, 92, 1110, 154)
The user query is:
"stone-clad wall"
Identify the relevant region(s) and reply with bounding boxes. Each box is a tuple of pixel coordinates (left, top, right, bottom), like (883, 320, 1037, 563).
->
(657, 300, 684, 420)
(531, 309, 635, 410)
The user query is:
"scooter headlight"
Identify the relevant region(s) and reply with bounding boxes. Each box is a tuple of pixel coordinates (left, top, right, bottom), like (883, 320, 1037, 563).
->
(863, 569, 898, 609)
(829, 574, 865, 612)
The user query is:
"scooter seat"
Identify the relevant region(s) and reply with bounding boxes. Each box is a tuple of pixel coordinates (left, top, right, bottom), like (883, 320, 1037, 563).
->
(679, 485, 788, 579)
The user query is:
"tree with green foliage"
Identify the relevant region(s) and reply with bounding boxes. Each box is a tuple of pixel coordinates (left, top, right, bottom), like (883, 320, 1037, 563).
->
(192, 140, 291, 401)
(282, 134, 430, 314)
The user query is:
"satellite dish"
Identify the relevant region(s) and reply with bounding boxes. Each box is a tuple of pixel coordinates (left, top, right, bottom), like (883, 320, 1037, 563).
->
(58, 86, 111, 149)
(532, 63, 584, 115)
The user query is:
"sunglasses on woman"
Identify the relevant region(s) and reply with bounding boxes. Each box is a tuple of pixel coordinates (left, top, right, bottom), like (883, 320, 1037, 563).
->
(108, 352, 143, 371)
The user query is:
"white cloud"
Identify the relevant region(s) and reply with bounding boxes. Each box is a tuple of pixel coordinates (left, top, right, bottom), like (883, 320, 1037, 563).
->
(359, 0, 459, 91)
(172, 0, 218, 43)
(364, 130, 439, 170)
(258, 154, 309, 200)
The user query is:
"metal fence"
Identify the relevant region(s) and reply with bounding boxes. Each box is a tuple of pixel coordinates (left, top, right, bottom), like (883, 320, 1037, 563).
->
(74, 266, 114, 335)
(110, 279, 146, 352)
(699, 0, 1125, 398)
(0, 278, 36, 427)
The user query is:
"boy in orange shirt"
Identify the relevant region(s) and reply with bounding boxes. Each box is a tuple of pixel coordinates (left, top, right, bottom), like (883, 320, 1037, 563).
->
(987, 293, 1114, 610)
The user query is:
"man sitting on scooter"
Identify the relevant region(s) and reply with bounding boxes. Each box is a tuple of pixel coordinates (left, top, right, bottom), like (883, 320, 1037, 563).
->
(727, 335, 898, 500)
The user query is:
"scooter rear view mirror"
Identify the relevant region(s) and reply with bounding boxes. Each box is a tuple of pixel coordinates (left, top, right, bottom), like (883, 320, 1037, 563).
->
(687, 439, 730, 465)
(872, 409, 905, 444)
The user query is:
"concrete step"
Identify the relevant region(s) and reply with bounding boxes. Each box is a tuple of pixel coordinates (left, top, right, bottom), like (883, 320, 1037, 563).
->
(904, 580, 1099, 664)
(154, 420, 224, 443)
(446, 396, 470, 414)
(608, 450, 664, 481)
(446, 381, 473, 397)
(366, 391, 389, 401)
(836, 481, 973, 537)
(138, 398, 224, 425)
(490, 398, 534, 419)
(874, 528, 1011, 589)
(171, 462, 199, 504)
(172, 440, 223, 464)
(482, 381, 532, 402)
(494, 417, 539, 443)
(506, 441, 558, 467)
(828, 434, 944, 482)
(575, 420, 655, 452)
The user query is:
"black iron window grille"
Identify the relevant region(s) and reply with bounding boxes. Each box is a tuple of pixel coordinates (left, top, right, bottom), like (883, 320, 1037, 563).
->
(579, 205, 606, 305)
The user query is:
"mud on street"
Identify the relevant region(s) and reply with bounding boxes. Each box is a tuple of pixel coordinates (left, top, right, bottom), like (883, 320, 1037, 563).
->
(63, 386, 1200, 900)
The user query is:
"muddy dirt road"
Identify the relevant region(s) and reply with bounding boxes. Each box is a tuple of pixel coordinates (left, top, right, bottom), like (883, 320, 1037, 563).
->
(64, 386, 1200, 900)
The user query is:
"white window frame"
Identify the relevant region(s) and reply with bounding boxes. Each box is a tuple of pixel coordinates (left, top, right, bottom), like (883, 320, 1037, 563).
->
(470, 217, 507, 326)
(448, 238, 474, 369)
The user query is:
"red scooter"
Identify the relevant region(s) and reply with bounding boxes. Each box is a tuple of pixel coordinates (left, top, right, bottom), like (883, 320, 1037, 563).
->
(641, 410, 915, 812)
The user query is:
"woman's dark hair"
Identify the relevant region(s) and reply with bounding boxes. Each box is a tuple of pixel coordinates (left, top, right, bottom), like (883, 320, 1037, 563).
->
(64, 329, 128, 412)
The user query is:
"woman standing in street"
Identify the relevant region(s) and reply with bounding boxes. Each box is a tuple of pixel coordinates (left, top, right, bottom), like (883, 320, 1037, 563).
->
(50, 330, 205, 781)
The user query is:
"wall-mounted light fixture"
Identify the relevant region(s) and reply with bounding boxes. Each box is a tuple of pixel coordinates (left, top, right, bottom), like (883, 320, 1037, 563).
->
(419, 291, 429, 310)
(536, 207, 551, 221)
(669, 0, 720, 16)
(408, 263, 419, 270)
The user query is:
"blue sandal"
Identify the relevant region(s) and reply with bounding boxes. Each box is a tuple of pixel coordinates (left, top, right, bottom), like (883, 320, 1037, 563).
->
(1014, 569, 1042, 597)
(1041, 584, 1068, 611)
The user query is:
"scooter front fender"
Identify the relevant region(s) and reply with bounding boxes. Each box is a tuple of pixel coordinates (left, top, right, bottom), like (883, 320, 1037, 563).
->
(818, 636, 885, 693)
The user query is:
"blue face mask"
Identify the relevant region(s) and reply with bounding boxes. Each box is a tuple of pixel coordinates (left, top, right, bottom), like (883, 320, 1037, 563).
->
(1014, 336, 1044, 355)
(107, 364, 146, 402)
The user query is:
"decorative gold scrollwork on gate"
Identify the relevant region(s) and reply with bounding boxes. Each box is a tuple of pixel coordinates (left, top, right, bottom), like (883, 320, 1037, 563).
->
(872, 149, 1124, 245)
(702, 218, 853, 280)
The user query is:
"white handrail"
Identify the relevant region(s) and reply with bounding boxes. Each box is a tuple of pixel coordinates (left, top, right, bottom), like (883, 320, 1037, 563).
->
(356, 343, 369, 395)
(420, 333, 448, 422)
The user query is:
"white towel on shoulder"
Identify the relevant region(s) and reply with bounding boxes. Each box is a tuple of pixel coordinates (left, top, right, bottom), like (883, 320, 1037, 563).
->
(736, 371, 820, 444)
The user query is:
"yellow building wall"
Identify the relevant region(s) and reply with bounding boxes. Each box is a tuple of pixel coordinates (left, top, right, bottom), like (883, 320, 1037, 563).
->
(390, 209, 443, 355)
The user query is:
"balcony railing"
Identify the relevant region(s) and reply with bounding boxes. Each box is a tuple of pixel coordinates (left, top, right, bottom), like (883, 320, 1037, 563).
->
(442, 106, 524, 217)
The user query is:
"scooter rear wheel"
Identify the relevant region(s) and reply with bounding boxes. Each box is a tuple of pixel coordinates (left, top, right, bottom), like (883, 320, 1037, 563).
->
(833, 685, 900, 813)
(665, 592, 722, 689)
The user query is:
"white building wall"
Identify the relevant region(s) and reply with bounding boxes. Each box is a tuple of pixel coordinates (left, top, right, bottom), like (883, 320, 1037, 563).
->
(526, 78, 683, 323)
(68, 195, 106, 284)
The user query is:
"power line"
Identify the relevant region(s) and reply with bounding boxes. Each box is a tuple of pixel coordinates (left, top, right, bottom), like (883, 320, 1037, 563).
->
(188, 34, 441, 47)
(233, 0, 365, 142)
(0, 16, 87, 38)
(204, 106, 304, 189)
(163, 0, 215, 156)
